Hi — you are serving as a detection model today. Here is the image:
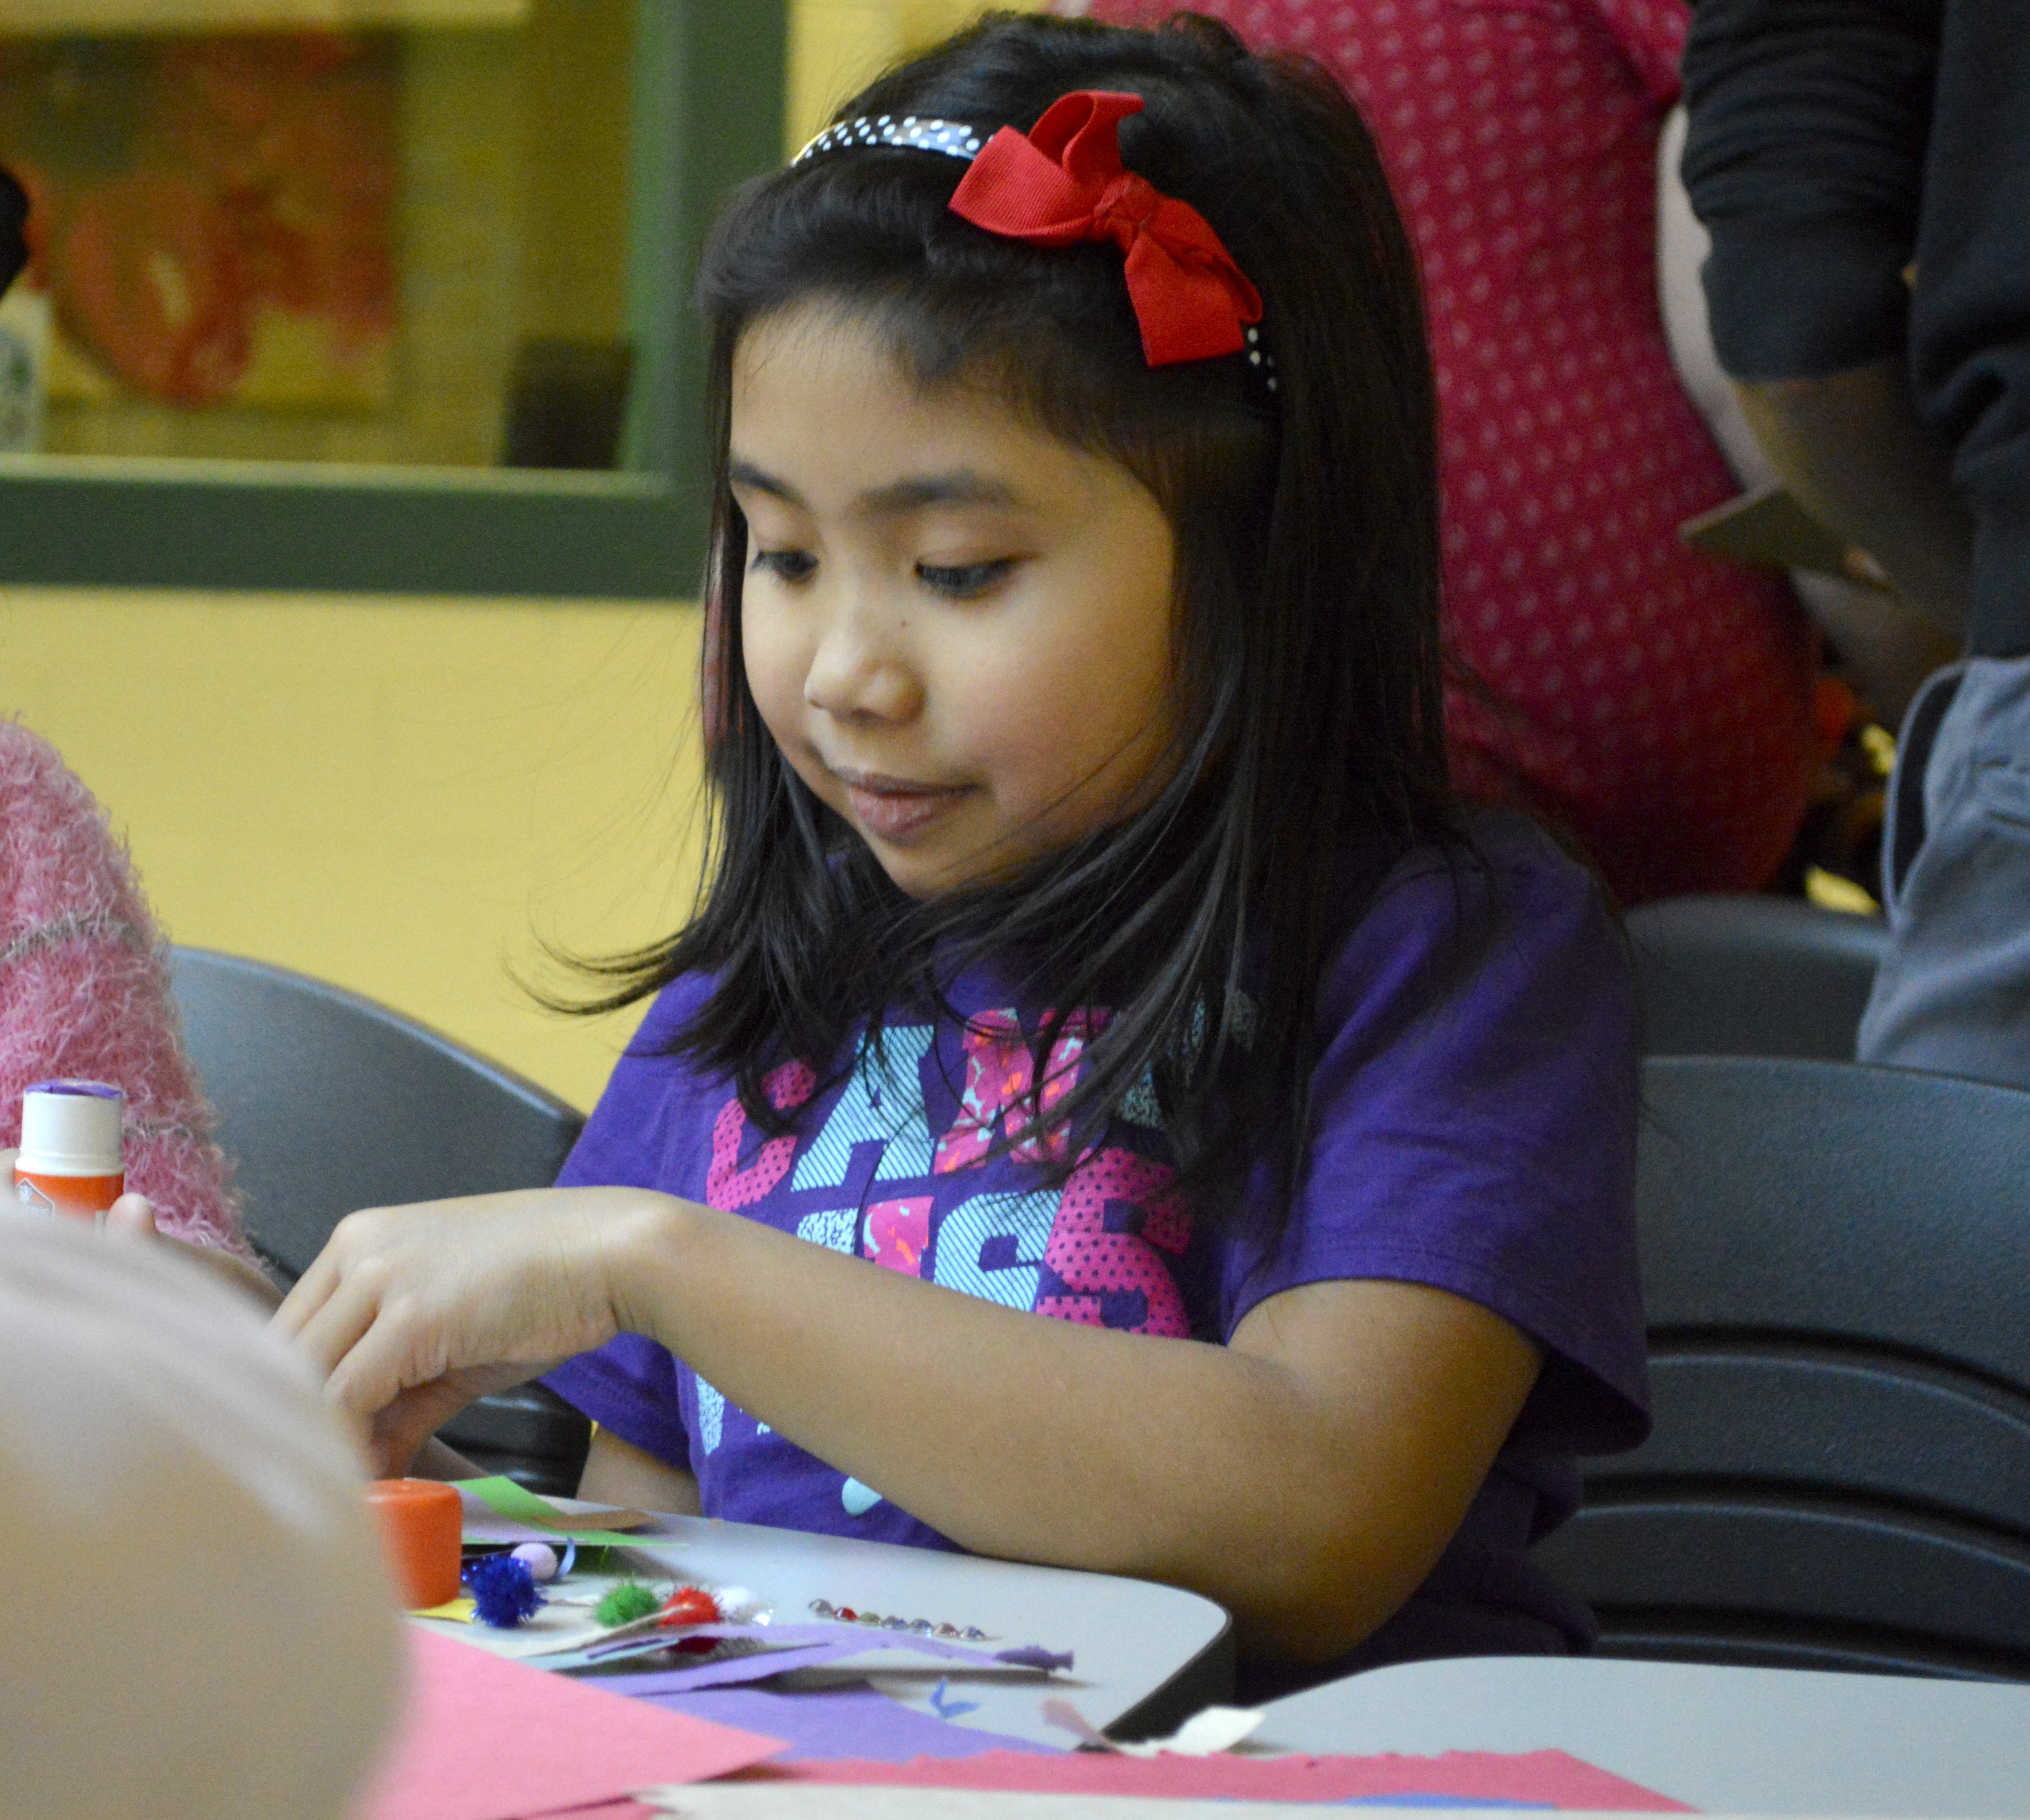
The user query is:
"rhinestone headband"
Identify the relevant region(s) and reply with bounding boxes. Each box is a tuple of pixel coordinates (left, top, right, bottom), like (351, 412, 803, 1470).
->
(793, 114, 984, 166)
(792, 93, 1277, 396)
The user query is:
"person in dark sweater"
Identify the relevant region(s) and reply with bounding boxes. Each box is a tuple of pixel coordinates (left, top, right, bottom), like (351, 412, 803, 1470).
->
(1682, 0, 2030, 1083)
(0, 167, 24, 294)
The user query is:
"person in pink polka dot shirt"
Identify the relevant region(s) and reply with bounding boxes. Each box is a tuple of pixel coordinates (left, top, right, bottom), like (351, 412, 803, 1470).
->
(1082, 0, 1819, 902)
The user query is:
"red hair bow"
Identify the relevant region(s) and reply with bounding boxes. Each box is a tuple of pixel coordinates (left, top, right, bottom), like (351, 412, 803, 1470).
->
(948, 90, 1263, 369)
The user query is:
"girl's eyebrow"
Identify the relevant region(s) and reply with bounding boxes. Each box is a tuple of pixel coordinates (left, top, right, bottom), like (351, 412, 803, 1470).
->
(729, 458, 803, 506)
(728, 458, 1030, 516)
(858, 470, 1029, 516)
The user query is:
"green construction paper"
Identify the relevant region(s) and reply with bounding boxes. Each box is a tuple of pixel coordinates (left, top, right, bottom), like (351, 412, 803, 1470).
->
(458, 1476, 653, 1547)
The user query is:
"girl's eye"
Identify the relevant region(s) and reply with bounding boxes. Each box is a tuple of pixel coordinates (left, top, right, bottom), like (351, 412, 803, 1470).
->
(915, 558, 1015, 599)
(751, 548, 817, 585)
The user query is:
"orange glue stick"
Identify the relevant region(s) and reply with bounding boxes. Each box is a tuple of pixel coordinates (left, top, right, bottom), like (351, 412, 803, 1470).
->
(13, 1079, 124, 1224)
(364, 1478, 464, 1610)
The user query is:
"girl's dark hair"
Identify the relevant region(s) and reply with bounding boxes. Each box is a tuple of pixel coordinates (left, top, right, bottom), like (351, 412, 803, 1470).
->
(579, 10, 1463, 1233)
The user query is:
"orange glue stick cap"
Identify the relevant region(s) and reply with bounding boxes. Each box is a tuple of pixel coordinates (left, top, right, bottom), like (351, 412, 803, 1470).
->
(364, 1478, 464, 1610)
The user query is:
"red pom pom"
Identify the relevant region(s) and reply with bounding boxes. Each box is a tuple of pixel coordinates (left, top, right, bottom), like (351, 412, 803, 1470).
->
(657, 1585, 721, 1630)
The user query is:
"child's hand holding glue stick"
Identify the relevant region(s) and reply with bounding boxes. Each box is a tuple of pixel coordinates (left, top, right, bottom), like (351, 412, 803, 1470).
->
(7, 1079, 283, 1307)
(9, 1079, 125, 1223)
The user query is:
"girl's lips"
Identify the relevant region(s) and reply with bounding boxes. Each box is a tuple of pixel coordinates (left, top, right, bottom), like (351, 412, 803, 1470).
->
(837, 773, 971, 842)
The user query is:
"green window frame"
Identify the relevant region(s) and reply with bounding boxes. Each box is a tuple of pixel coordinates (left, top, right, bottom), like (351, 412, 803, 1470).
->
(0, 0, 784, 600)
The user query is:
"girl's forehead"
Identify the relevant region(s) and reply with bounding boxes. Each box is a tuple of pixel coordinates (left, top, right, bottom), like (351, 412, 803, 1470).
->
(732, 304, 994, 426)
(729, 306, 1135, 511)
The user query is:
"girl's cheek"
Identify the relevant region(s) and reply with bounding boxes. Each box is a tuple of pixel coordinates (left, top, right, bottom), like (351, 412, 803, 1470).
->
(741, 604, 802, 729)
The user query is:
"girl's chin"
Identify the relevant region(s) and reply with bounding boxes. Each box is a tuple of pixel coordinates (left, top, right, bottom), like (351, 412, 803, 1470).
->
(860, 831, 1033, 900)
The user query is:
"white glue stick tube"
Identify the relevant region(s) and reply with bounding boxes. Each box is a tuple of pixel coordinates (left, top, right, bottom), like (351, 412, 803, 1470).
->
(13, 1080, 125, 1224)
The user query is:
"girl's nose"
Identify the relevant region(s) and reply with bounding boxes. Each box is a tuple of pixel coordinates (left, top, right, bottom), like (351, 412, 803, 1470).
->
(803, 600, 922, 724)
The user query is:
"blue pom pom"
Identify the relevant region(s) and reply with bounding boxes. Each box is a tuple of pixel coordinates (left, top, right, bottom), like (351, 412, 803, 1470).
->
(465, 1553, 545, 1628)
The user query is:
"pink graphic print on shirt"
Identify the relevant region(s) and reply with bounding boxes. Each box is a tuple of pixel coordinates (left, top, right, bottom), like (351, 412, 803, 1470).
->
(1038, 1146, 1192, 1338)
(933, 1009, 1097, 1173)
(706, 1059, 817, 1211)
(864, 1196, 933, 1276)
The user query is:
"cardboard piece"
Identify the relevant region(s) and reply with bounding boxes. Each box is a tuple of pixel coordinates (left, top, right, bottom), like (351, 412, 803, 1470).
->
(353, 1626, 783, 1820)
(731, 1747, 1692, 1810)
(1678, 483, 1878, 583)
(457, 1476, 656, 1547)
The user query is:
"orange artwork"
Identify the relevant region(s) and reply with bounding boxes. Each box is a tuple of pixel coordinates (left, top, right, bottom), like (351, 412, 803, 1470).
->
(0, 33, 397, 408)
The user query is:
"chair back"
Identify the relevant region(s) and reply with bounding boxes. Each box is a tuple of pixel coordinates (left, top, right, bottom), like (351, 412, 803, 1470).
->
(1534, 1055, 2030, 1679)
(1626, 895, 1886, 1059)
(168, 947, 591, 1490)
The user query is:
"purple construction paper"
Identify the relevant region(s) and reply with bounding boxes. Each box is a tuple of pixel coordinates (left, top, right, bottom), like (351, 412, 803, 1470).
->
(586, 1621, 1071, 1676)
(995, 1647, 1074, 1672)
(600, 1643, 873, 1694)
(623, 1684, 1059, 1763)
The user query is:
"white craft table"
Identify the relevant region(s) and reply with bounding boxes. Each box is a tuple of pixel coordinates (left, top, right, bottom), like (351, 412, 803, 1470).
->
(505, 1509, 1232, 1748)
(1252, 1654, 2030, 1816)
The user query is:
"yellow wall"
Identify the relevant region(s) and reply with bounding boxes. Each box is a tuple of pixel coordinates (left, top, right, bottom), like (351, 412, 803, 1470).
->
(788, 0, 1044, 149)
(0, 0, 1042, 1115)
(0, 589, 704, 1110)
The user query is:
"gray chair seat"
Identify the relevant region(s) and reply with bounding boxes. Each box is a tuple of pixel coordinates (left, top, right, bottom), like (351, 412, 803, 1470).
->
(1535, 1055, 2030, 1679)
(168, 947, 592, 1493)
(1626, 895, 1887, 1059)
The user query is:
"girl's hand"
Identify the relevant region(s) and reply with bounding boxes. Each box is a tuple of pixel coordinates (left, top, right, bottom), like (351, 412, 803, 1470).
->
(273, 1188, 669, 1474)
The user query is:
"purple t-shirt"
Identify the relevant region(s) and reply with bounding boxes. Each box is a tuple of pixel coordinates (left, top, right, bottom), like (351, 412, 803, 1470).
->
(545, 814, 1648, 1683)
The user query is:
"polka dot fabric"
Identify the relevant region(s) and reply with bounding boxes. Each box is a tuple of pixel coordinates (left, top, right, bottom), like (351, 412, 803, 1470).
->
(1079, 0, 1818, 901)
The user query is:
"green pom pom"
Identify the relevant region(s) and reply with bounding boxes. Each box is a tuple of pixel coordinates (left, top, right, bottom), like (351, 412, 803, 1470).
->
(596, 1582, 662, 1628)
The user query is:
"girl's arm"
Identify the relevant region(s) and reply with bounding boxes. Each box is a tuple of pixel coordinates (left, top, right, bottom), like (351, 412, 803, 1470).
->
(580, 1426, 703, 1516)
(276, 1186, 1540, 1662)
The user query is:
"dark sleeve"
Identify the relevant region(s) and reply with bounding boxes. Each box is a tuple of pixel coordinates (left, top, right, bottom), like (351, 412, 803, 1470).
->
(0, 167, 25, 298)
(1681, 0, 1942, 379)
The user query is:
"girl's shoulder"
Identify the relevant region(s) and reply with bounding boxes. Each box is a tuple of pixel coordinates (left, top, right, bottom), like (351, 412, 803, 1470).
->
(625, 970, 723, 1060)
(1322, 809, 1623, 1029)
(559, 972, 729, 1193)
(1240, 810, 1647, 1452)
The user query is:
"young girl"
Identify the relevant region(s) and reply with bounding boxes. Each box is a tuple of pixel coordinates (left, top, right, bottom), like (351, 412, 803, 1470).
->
(276, 11, 1648, 1687)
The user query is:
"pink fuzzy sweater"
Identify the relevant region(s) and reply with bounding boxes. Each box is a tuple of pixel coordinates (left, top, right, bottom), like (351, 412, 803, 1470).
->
(0, 721, 248, 1254)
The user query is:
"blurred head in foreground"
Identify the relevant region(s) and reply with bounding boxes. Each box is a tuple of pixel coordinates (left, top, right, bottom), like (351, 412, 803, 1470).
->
(0, 1215, 402, 1820)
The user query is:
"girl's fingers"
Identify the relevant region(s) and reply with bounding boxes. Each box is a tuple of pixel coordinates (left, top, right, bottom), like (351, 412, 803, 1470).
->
(273, 1254, 336, 1339)
(271, 1189, 642, 1436)
(285, 1265, 390, 1388)
(272, 1220, 364, 1339)
(323, 1312, 431, 1428)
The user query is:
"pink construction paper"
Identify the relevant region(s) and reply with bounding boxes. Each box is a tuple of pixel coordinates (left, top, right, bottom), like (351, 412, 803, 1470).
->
(533, 1807, 660, 1820)
(353, 1628, 784, 1820)
(767, 1747, 1695, 1810)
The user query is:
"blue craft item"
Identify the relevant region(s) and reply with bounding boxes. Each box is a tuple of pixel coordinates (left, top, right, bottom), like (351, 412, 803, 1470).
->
(465, 1552, 545, 1628)
(928, 1677, 980, 1721)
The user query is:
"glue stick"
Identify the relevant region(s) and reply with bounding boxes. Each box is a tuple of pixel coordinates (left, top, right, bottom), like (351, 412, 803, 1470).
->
(13, 1080, 125, 1223)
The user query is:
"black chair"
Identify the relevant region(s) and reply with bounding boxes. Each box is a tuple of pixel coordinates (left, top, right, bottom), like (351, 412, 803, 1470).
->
(1626, 895, 1887, 1059)
(1534, 1055, 2030, 1680)
(168, 947, 592, 1494)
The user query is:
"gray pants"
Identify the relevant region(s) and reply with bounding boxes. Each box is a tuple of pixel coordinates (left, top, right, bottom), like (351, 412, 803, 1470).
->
(1859, 656, 2030, 1083)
